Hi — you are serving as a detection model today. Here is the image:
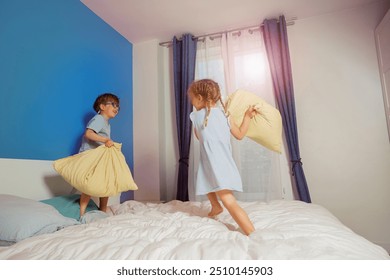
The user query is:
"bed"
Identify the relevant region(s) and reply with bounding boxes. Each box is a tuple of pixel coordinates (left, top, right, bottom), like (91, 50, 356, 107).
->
(0, 195, 389, 260)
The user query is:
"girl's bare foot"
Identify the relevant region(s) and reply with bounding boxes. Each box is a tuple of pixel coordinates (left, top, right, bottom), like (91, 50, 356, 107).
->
(208, 206, 223, 217)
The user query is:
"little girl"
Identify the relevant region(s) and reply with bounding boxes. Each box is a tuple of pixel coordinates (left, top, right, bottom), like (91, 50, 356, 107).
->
(188, 79, 257, 235)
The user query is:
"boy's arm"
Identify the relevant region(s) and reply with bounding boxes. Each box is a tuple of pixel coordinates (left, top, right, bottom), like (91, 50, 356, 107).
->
(230, 106, 258, 140)
(84, 129, 114, 147)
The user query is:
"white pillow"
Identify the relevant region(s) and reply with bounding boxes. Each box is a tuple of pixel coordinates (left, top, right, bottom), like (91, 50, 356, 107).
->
(226, 89, 283, 153)
(0, 194, 80, 243)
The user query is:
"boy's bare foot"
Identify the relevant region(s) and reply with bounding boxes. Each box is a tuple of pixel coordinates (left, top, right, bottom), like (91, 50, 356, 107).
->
(208, 206, 223, 217)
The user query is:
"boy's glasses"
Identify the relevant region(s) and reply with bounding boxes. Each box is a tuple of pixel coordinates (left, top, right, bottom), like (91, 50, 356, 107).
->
(105, 102, 120, 111)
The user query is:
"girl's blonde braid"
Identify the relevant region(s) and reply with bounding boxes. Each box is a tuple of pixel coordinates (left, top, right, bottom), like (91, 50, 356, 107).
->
(210, 80, 227, 116)
(219, 95, 228, 116)
(203, 85, 212, 127)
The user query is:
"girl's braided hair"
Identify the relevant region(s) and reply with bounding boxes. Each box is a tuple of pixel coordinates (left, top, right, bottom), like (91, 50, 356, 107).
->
(188, 79, 227, 127)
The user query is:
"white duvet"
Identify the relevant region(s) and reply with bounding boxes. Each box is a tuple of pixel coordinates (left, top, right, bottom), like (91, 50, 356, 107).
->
(0, 200, 388, 260)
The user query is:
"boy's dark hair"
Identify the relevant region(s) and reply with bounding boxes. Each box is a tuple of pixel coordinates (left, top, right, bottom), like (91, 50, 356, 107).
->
(93, 93, 120, 113)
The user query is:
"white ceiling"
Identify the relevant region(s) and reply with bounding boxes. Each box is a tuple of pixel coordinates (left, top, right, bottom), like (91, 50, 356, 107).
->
(81, 0, 382, 44)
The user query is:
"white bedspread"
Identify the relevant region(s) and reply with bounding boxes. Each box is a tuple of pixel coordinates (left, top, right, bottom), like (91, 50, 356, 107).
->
(0, 200, 388, 259)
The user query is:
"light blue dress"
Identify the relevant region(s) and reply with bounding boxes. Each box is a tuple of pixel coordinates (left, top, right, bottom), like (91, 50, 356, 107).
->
(190, 107, 243, 195)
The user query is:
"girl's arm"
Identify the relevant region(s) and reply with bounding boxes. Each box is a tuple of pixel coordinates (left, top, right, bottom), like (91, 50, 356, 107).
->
(84, 129, 114, 147)
(230, 106, 258, 140)
(193, 128, 199, 140)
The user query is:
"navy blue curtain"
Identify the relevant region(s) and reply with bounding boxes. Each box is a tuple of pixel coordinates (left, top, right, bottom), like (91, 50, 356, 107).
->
(172, 34, 197, 201)
(261, 16, 311, 203)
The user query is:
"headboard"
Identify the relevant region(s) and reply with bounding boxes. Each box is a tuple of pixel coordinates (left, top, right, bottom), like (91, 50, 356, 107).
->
(0, 158, 120, 205)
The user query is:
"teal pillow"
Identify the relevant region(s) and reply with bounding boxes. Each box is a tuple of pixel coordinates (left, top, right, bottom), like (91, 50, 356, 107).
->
(41, 194, 98, 220)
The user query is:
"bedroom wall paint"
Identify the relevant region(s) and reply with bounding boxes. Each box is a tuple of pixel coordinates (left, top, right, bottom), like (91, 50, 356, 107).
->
(132, 40, 179, 202)
(132, 40, 163, 202)
(0, 0, 133, 161)
(133, 1, 390, 251)
(0, 0, 134, 203)
(288, 2, 390, 251)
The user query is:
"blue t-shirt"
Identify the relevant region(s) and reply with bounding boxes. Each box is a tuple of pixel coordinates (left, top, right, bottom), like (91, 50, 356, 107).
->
(79, 114, 110, 153)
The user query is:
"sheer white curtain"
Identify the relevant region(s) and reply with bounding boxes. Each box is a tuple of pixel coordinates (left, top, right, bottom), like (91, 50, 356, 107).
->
(189, 28, 283, 202)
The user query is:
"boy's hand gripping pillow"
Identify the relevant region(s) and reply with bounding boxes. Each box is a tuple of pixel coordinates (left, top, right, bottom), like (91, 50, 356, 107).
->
(53, 143, 138, 197)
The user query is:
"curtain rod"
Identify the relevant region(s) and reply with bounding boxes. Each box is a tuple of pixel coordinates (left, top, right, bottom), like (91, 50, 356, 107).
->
(159, 17, 296, 47)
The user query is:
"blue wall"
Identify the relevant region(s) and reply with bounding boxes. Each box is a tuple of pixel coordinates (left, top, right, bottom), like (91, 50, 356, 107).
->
(0, 0, 133, 172)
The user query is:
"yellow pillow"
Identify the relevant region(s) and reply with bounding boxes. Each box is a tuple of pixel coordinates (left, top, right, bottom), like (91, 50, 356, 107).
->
(226, 89, 283, 153)
(53, 143, 138, 197)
